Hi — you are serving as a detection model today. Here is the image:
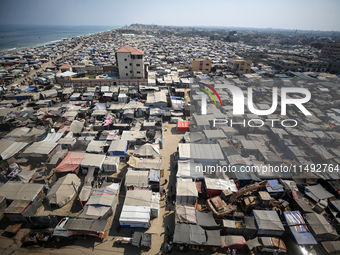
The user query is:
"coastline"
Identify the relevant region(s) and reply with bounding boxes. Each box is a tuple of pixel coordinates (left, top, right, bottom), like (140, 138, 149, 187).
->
(0, 25, 122, 54)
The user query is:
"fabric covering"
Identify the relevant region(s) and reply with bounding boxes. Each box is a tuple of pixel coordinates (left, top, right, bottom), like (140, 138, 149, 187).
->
(305, 213, 338, 241)
(133, 143, 160, 157)
(253, 210, 284, 236)
(220, 235, 245, 248)
(321, 241, 340, 255)
(175, 205, 197, 224)
(173, 224, 206, 245)
(56, 152, 85, 173)
(46, 174, 81, 207)
(196, 211, 218, 228)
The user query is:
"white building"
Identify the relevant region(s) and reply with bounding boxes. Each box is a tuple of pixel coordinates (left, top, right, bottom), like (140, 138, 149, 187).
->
(115, 46, 144, 79)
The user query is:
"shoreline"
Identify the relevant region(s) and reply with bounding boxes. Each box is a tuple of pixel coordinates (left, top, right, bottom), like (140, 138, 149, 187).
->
(0, 25, 122, 54)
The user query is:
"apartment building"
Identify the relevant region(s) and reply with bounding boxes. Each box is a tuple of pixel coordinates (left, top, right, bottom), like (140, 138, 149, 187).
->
(115, 46, 145, 79)
(227, 58, 252, 74)
(192, 58, 212, 72)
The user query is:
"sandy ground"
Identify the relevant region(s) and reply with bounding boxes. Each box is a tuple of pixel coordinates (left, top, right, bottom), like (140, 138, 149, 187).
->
(0, 122, 185, 255)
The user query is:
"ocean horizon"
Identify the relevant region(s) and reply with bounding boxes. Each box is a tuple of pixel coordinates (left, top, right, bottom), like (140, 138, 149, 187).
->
(0, 24, 121, 53)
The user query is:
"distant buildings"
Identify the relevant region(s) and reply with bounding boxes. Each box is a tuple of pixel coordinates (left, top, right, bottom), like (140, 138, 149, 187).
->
(191, 57, 212, 72)
(227, 58, 252, 74)
(321, 42, 340, 60)
(115, 46, 145, 79)
(321, 42, 340, 74)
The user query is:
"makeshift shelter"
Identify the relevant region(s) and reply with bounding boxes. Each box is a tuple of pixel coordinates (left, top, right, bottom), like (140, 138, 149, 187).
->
(196, 210, 218, 229)
(253, 210, 285, 236)
(220, 235, 246, 250)
(305, 212, 338, 241)
(0, 182, 44, 202)
(133, 143, 160, 158)
(70, 120, 84, 135)
(20, 141, 59, 163)
(125, 170, 149, 188)
(55, 218, 108, 238)
(102, 156, 120, 173)
(81, 153, 106, 171)
(56, 152, 85, 174)
(283, 211, 317, 245)
(173, 224, 206, 245)
(305, 184, 334, 203)
(46, 174, 81, 207)
(0, 141, 28, 160)
(78, 183, 119, 220)
(107, 139, 128, 157)
(86, 140, 104, 153)
(176, 178, 198, 205)
(127, 156, 163, 170)
(204, 177, 238, 197)
(176, 160, 204, 179)
(204, 230, 222, 247)
(321, 241, 340, 255)
(243, 216, 257, 239)
(119, 190, 153, 229)
(175, 205, 197, 224)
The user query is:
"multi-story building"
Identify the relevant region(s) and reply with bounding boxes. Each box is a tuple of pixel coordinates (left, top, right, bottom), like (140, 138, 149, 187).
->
(300, 60, 328, 72)
(115, 46, 145, 79)
(321, 42, 340, 74)
(227, 58, 252, 74)
(274, 59, 300, 72)
(191, 58, 212, 72)
(321, 42, 340, 60)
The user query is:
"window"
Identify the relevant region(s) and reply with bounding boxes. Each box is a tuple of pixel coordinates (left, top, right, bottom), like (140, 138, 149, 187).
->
(125, 66, 128, 69)
(206, 63, 209, 66)
(126, 73, 128, 76)
(124, 58, 127, 61)
(137, 71, 141, 74)
(130, 71, 132, 73)
(136, 64, 140, 66)
(129, 63, 132, 66)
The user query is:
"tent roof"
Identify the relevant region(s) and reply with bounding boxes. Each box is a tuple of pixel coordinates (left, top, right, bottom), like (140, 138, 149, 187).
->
(253, 210, 284, 231)
(46, 174, 81, 207)
(56, 152, 85, 172)
(125, 170, 149, 188)
(133, 143, 160, 157)
(196, 210, 218, 227)
(175, 205, 197, 224)
(0, 182, 44, 201)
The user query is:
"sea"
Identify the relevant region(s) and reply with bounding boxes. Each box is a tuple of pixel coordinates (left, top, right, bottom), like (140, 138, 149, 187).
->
(0, 25, 121, 53)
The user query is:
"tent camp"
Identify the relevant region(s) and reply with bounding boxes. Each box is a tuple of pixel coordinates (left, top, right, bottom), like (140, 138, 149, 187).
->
(253, 210, 285, 236)
(46, 174, 81, 207)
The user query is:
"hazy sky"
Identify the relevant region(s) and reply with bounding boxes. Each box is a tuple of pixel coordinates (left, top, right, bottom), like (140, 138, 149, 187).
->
(0, 0, 339, 31)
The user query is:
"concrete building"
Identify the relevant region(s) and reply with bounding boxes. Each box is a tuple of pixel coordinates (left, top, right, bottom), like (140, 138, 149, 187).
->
(275, 59, 300, 72)
(227, 58, 252, 74)
(115, 46, 145, 79)
(321, 42, 340, 60)
(192, 58, 212, 72)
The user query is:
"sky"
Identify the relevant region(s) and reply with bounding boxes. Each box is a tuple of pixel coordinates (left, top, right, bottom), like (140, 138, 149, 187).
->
(0, 0, 339, 31)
